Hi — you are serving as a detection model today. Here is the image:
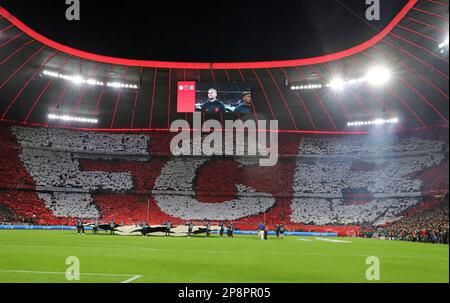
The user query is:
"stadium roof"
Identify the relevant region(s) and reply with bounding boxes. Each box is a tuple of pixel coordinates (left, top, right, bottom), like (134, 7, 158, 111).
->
(0, 0, 448, 133)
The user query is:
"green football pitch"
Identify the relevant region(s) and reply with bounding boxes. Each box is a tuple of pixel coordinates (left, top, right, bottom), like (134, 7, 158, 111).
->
(0, 230, 448, 283)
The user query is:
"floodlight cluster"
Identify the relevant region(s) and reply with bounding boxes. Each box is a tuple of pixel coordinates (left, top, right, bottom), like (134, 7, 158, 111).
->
(438, 35, 449, 54)
(42, 70, 138, 89)
(290, 66, 391, 91)
(290, 84, 323, 90)
(347, 118, 399, 127)
(48, 114, 98, 124)
(107, 82, 139, 89)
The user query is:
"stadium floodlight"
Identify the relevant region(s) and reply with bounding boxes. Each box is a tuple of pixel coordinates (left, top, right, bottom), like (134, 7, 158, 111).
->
(42, 70, 138, 90)
(290, 83, 322, 91)
(48, 114, 98, 124)
(347, 117, 399, 127)
(329, 78, 345, 91)
(71, 75, 84, 85)
(106, 82, 139, 89)
(373, 119, 384, 125)
(439, 38, 449, 49)
(86, 79, 104, 86)
(290, 71, 389, 91)
(365, 66, 391, 86)
(438, 34, 449, 54)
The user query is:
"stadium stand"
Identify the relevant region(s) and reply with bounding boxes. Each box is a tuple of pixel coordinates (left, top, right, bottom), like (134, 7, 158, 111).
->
(37, 192, 100, 219)
(0, 124, 448, 237)
(11, 126, 150, 155)
(362, 196, 449, 244)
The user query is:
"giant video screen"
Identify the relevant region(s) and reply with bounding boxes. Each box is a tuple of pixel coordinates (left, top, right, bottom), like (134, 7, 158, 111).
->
(177, 81, 253, 114)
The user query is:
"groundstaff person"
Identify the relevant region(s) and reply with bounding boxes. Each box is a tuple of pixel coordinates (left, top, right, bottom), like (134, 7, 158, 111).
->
(187, 222, 194, 237)
(206, 221, 212, 237)
(219, 222, 225, 237)
(93, 219, 99, 235)
(142, 222, 149, 236)
(79, 219, 85, 235)
(110, 219, 115, 235)
(227, 224, 235, 238)
(165, 221, 172, 237)
(76, 218, 81, 234)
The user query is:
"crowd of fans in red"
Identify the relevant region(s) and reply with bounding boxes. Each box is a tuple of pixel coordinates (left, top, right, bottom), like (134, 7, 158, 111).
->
(359, 195, 449, 244)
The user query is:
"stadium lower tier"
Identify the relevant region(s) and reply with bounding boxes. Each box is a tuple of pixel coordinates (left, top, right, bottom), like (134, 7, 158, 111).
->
(0, 190, 448, 238)
(0, 125, 448, 236)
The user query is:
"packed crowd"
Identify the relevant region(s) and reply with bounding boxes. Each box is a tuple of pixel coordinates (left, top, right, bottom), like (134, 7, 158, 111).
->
(11, 126, 150, 155)
(0, 125, 447, 230)
(298, 135, 446, 156)
(19, 149, 134, 191)
(37, 192, 100, 219)
(293, 154, 444, 195)
(290, 197, 422, 226)
(362, 199, 449, 244)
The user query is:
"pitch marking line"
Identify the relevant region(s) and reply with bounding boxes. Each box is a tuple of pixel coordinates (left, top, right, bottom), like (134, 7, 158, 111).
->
(315, 238, 352, 243)
(120, 275, 143, 283)
(0, 269, 142, 283)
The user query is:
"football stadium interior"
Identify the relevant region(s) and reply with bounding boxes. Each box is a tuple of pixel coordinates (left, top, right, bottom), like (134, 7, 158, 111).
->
(0, 0, 448, 283)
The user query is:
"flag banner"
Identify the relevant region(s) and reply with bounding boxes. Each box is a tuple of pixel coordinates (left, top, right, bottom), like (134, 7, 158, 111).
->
(85, 223, 220, 237)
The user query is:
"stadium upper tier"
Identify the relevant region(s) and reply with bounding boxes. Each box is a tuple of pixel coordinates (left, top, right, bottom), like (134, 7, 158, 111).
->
(0, 125, 448, 229)
(0, 0, 448, 132)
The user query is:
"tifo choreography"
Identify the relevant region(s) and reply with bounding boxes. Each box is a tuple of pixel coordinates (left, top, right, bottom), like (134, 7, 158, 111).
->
(170, 113, 279, 166)
(1, 125, 447, 230)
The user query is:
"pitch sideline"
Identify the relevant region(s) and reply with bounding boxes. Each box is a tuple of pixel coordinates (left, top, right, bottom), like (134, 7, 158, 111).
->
(0, 269, 143, 283)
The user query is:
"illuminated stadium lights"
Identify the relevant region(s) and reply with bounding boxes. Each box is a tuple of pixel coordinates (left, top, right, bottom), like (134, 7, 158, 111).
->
(347, 118, 399, 127)
(290, 84, 323, 90)
(71, 75, 84, 85)
(42, 70, 138, 89)
(438, 35, 449, 54)
(292, 77, 366, 91)
(365, 66, 391, 86)
(107, 82, 139, 89)
(292, 66, 391, 92)
(43, 70, 104, 86)
(328, 78, 346, 91)
(324, 77, 365, 90)
(86, 79, 104, 86)
(47, 114, 98, 124)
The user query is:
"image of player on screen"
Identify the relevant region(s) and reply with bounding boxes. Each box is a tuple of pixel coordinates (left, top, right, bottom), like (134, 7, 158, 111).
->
(200, 88, 226, 113)
(233, 91, 253, 114)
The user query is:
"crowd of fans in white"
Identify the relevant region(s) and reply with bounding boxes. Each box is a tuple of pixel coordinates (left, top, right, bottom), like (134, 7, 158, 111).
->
(298, 136, 445, 156)
(289, 135, 446, 224)
(8, 126, 448, 225)
(293, 154, 444, 195)
(154, 158, 275, 220)
(37, 192, 100, 219)
(19, 149, 133, 191)
(290, 198, 420, 226)
(11, 126, 150, 155)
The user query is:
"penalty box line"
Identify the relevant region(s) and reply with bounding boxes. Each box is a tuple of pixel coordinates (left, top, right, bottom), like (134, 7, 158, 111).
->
(0, 269, 142, 283)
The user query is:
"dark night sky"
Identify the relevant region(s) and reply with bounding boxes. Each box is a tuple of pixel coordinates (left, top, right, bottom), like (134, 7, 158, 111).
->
(0, 0, 408, 62)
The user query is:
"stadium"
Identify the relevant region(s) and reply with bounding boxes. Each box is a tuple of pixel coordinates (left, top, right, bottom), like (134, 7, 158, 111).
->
(0, 0, 448, 285)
